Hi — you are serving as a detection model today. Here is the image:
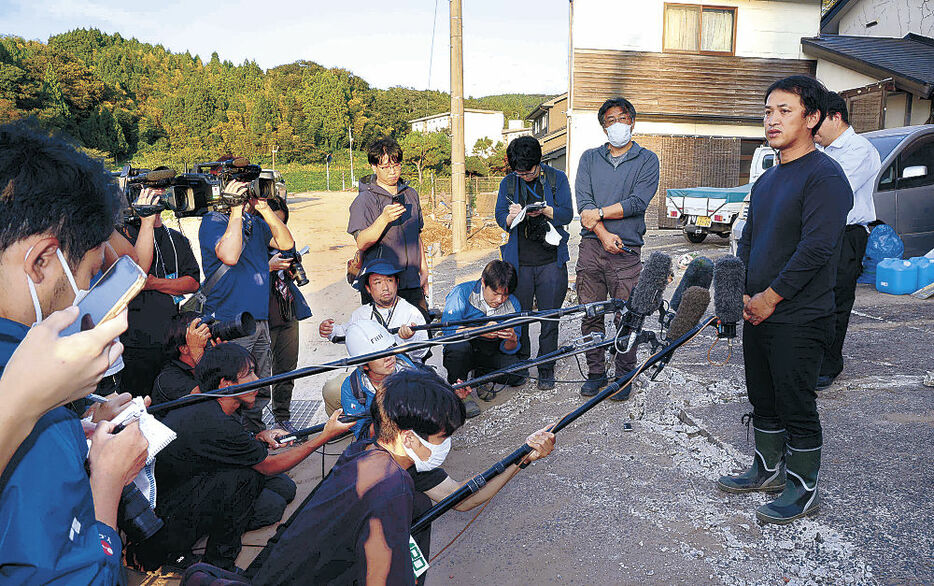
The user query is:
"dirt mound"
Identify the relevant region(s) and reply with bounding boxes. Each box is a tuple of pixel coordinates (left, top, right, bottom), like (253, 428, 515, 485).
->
(421, 215, 504, 253)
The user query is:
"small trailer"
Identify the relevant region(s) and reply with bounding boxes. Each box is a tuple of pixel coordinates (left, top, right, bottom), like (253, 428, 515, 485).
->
(665, 183, 753, 244)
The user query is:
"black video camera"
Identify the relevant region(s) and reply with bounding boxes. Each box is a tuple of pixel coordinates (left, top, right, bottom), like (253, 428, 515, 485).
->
(199, 311, 257, 341)
(119, 165, 222, 220)
(193, 158, 276, 211)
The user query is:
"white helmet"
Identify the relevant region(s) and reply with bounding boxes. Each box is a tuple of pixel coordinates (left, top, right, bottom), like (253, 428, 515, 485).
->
(345, 320, 395, 357)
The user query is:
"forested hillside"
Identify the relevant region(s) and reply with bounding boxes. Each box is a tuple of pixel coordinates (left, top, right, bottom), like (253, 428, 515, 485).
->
(0, 28, 552, 168)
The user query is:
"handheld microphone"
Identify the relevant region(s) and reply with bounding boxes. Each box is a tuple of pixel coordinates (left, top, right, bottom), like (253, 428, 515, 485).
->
(621, 251, 672, 352)
(670, 256, 714, 312)
(713, 255, 746, 339)
(651, 286, 711, 380)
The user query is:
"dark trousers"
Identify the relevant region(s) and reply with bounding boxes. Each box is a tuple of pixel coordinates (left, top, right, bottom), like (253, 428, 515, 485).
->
(743, 317, 833, 449)
(232, 320, 272, 433)
(576, 238, 642, 375)
(269, 321, 300, 421)
(121, 346, 165, 397)
(247, 473, 297, 531)
(140, 468, 264, 571)
(95, 371, 122, 397)
(515, 263, 568, 375)
(362, 286, 430, 321)
(443, 339, 523, 386)
(821, 225, 869, 378)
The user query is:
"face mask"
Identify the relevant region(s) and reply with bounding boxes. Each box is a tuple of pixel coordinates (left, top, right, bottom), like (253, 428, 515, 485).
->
(402, 432, 452, 472)
(25, 246, 87, 325)
(606, 122, 632, 148)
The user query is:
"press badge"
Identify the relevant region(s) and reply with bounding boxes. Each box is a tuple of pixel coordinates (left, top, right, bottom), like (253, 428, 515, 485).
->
(410, 535, 429, 578)
(165, 272, 185, 304)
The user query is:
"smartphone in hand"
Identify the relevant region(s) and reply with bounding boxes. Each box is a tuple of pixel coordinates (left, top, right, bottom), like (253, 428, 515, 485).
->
(60, 256, 147, 337)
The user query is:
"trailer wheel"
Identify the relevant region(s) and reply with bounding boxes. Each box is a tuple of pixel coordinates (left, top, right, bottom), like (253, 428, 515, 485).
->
(684, 231, 707, 244)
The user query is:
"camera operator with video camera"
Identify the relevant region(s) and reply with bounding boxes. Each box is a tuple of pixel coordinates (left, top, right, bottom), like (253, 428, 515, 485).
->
(0, 121, 149, 582)
(130, 343, 353, 572)
(199, 174, 296, 433)
(116, 179, 200, 398)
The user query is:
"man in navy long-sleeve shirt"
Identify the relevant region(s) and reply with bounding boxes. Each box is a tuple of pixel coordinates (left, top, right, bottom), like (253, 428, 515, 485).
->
(719, 76, 852, 525)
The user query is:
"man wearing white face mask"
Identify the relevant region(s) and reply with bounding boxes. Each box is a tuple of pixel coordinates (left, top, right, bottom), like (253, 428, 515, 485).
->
(575, 97, 660, 398)
(253, 367, 556, 585)
(0, 121, 150, 583)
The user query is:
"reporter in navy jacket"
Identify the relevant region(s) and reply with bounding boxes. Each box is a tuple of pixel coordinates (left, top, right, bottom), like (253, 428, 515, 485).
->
(495, 137, 573, 390)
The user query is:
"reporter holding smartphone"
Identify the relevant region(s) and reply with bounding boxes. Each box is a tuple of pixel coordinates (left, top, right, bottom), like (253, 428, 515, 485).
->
(0, 121, 149, 583)
(348, 138, 429, 319)
(199, 166, 296, 433)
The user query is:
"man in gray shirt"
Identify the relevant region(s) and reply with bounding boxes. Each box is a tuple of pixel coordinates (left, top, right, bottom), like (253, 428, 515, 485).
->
(575, 97, 660, 398)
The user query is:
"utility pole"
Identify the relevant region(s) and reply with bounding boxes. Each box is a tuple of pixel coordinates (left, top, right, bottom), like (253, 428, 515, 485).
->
(450, 0, 467, 252)
(348, 127, 355, 187)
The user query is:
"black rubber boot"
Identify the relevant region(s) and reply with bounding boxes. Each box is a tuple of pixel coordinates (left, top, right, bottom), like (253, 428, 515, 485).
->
(756, 445, 821, 524)
(717, 426, 786, 493)
(580, 373, 608, 397)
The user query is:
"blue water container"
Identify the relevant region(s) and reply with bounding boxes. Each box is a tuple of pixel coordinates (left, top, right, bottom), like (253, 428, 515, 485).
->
(876, 258, 918, 295)
(910, 256, 934, 289)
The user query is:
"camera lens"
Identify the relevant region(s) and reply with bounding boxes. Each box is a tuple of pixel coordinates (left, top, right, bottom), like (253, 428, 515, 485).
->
(207, 311, 256, 340)
(118, 484, 164, 543)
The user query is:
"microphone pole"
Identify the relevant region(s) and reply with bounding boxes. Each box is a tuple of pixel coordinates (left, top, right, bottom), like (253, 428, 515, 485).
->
(278, 332, 620, 442)
(411, 315, 718, 534)
(149, 302, 623, 416)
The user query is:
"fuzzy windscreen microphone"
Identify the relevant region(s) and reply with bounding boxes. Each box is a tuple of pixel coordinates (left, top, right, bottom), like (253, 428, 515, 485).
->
(621, 251, 673, 351)
(670, 256, 714, 311)
(667, 286, 711, 341)
(713, 255, 746, 338)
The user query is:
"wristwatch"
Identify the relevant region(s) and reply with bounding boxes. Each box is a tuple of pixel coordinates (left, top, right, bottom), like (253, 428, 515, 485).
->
(598, 207, 604, 220)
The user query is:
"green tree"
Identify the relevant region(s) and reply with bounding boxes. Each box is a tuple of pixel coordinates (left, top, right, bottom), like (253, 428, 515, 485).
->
(400, 131, 450, 183)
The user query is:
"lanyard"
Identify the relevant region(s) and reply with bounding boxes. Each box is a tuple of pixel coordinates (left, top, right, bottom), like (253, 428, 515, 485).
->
(153, 226, 179, 278)
(370, 298, 398, 328)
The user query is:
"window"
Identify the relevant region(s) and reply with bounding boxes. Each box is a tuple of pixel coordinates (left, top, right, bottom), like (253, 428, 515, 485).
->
(897, 136, 934, 189)
(663, 4, 736, 55)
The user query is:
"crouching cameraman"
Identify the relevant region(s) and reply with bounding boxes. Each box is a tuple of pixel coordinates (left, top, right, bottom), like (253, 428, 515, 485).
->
(0, 121, 149, 582)
(199, 177, 296, 433)
(150, 311, 215, 404)
(131, 343, 353, 572)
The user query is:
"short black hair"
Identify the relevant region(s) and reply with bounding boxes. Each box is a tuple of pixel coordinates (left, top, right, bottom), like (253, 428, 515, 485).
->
(598, 98, 637, 128)
(367, 137, 403, 166)
(824, 91, 849, 125)
(266, 196, 289, 224)
(195, 343, 256, 393)
(506, 136, 542, 172)
(481, 260, 518, 294)
(371, 366, 466, 442)
(765, 75, 829, 136)
(0, 120, 120, 266)
(162, 311, 201, 360)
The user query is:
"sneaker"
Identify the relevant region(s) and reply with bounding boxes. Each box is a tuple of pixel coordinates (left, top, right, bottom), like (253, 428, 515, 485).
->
(580, 373, 608, 397)
(463, 399, 481, 419)
(476, 383, 497, 402)
(537, 372, 556, 390)
(816, 374, 836, 389)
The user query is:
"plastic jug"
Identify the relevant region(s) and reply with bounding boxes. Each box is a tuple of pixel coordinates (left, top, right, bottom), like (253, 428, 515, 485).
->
(876, 258, 918, 295)
(909, 256, 934, 289)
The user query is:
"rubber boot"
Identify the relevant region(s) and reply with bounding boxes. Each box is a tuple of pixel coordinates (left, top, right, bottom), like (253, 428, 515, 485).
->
(716, 427, 786, 493)
(756, 445, 821, 524)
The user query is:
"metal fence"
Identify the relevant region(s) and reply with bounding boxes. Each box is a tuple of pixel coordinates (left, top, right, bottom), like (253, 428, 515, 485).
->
(411, 175, 505, 218)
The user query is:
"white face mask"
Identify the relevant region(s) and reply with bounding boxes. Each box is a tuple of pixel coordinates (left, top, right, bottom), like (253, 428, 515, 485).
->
(606, 122, 633, 148)
(25, 245, 87, 326)
(402, 431, 451, 472)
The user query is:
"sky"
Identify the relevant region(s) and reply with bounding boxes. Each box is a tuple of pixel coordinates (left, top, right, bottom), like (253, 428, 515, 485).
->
(0, 0, 570, 97)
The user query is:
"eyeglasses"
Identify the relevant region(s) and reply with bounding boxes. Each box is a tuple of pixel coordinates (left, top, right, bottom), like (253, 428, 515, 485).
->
(377, 162, 402, 171)
(603, 115, 632, 127)
(514, 166, 539, 178)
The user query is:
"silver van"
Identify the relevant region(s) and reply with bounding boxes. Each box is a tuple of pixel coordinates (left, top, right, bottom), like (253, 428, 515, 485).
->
(731, 124, 934, 258)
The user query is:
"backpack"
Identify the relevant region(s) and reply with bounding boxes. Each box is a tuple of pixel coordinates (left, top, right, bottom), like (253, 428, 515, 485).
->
(506, 164, 557, 204)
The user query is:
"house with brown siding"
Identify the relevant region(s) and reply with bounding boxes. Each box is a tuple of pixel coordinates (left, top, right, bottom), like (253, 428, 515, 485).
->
(528, 93, 569, 171)
(567, 0, 820, 227)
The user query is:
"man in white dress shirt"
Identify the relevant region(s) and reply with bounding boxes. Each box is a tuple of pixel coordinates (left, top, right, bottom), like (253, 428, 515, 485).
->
(814, 91, 882, 389)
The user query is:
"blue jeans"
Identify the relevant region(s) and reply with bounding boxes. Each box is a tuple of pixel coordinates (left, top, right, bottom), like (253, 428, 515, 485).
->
(232, 319, 272, 433)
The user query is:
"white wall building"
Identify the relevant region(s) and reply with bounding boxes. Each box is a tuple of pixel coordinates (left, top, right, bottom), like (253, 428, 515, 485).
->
(409, 109, 505, 155)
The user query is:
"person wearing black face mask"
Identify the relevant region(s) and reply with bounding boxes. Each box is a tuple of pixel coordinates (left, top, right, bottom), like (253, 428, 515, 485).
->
(495, 136, 574, 390)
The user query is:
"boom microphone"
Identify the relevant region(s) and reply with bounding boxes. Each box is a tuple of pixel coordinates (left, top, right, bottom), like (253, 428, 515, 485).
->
(670, 256, 713, 312)
(621, 251, 672, 352)
(713, 255, 746, 339)
(651, 286, 711, 380)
